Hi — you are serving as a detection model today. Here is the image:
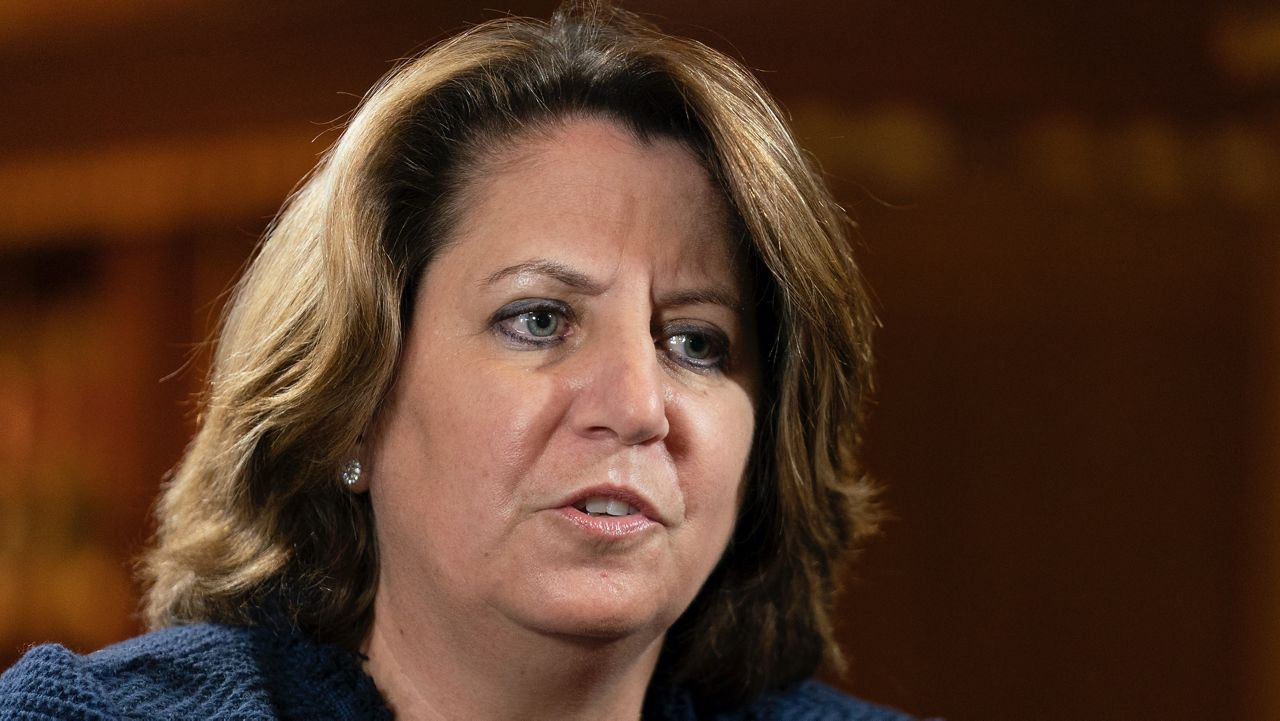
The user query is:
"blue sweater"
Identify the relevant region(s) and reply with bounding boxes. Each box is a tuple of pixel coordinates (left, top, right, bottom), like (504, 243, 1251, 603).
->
(0, 623, 918, 720)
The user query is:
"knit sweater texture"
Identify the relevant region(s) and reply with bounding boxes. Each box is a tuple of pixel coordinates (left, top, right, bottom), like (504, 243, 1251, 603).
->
(0, 623, 918, 720)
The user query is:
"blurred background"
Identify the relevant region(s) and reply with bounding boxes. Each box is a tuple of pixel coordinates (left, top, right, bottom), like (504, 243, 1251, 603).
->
(0, 1, 1276, 719)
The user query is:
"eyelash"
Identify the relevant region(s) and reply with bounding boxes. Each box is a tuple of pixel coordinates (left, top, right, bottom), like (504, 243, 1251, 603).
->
(491, 299, 576, 347)
(489, 300, 731, 372)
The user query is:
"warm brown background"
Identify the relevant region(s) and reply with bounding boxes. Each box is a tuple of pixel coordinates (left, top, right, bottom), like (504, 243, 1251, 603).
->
(1, 2, 1277, 720)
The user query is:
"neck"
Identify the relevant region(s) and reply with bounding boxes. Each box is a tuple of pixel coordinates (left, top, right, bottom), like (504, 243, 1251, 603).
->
(361, 592, 665, 721)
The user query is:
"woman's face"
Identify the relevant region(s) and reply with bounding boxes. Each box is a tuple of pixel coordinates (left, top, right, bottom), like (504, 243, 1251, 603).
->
(366, 117, 760, 644)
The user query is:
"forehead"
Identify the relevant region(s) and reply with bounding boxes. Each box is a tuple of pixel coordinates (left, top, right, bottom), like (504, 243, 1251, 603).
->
(443, 117, 743, 284)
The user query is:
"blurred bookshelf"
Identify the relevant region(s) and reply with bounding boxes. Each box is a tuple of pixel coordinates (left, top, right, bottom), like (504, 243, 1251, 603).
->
(0, 234, 259, 664)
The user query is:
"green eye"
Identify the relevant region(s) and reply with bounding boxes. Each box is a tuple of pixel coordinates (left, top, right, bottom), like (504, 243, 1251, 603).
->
(491, 300, 573, 347)
(522, 311, 560, 337)
(666, 331, 724, 369)
(680, 334, 712, 359)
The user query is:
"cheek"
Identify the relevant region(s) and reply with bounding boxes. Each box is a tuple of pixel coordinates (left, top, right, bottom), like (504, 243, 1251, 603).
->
(442, 368, 570, 486)
(381, 357, 572, 516)
(675, 387, 757, 531)
(368, 366, 571, 589)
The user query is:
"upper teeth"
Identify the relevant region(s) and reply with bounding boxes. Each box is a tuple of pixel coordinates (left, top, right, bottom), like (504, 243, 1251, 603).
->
(580, 497, 639, 517)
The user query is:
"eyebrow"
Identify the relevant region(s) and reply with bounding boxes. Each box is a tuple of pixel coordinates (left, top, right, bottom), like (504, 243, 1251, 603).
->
(657, 286, 744, 313)
(482, 259, 604, 294)
(482, 257, 744, 312)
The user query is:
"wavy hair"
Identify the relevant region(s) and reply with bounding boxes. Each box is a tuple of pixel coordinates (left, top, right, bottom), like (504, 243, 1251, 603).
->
(142, 1, 878, 710)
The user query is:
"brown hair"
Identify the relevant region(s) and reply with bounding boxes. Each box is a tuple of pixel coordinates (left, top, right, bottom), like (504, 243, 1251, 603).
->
(142, 1, 878, 710)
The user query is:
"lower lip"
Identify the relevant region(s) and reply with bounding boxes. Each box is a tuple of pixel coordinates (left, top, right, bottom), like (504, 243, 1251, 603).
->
(555, 507, 659, 538)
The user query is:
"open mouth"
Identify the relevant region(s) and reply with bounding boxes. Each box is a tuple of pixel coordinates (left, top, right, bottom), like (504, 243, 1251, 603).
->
(573, 497, 641, 517)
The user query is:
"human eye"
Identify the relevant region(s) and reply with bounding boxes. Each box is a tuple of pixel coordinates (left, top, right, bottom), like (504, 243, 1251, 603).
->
(490, 299, 574, 347)
(661, 323, 729, 372)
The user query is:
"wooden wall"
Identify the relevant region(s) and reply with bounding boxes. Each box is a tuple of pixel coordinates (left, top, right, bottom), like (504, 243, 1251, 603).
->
(1, 2, 1276, 719)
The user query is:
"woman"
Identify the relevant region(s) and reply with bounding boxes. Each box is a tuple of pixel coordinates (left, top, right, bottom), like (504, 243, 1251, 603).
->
(1, 3, 915, 719)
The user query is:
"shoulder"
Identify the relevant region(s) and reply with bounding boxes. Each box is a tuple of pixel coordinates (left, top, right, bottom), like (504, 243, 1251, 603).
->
(0, 623, 278, 719)
(713, 679, 924, 721)
(1, 623, 390, 721)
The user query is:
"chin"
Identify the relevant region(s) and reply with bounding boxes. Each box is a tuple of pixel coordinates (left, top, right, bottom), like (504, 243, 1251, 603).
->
(508, 569, 681, 643)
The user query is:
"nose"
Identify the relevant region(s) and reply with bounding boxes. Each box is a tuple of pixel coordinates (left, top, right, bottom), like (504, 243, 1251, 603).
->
(568, 325, 670, 446)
